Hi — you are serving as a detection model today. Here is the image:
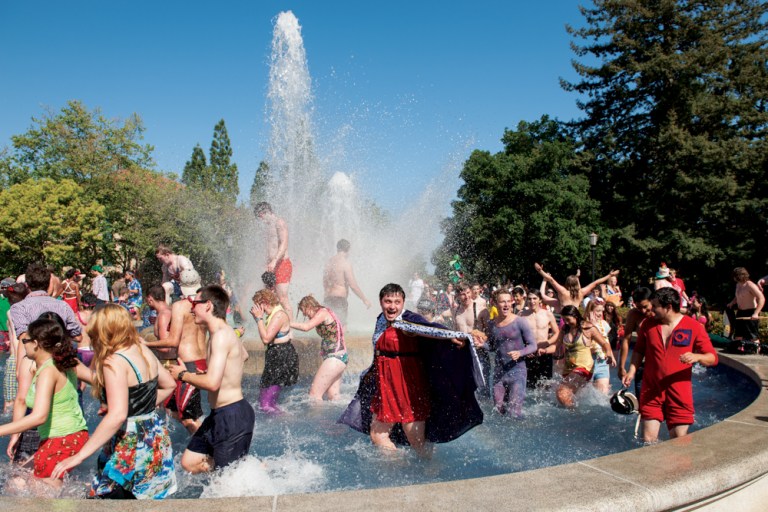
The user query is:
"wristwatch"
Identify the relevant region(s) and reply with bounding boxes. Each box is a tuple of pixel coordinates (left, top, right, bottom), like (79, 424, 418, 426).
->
(177, 370, 187, 382)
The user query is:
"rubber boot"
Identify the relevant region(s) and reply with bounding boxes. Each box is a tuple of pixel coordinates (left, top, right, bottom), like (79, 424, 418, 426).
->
(259, 385, 282, 414)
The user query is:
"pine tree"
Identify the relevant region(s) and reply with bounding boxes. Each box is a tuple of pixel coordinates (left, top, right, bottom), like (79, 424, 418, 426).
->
(209, 119, 239, 200)
(563, 0, 768, 291)
(250, 160, 271, 206)
(181, 144, 208, 190)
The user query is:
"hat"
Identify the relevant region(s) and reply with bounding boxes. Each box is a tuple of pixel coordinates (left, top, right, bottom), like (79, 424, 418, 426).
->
(655, 262, 671, 280)
(610, 389, 639, 415)
(91, 264, 104, 273)
(179, 269, 202, 297)
(73, 269, 82, 276)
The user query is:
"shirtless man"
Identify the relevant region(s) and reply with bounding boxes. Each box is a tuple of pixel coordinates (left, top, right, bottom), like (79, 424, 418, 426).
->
(726, 267, 765, 350)
(519, 290, 559, 387)
(170, 285, 254, 473)
(144, 270, 207, 433)
(155, 243, 195, 304)
(254, 202, 293, 321)
(535, 262, 619, 311)
(144, 285, 175, 361)
(323, 239, 371, 325)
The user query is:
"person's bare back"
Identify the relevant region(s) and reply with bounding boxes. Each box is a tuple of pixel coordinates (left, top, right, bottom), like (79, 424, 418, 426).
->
(324, 253, 349, 298)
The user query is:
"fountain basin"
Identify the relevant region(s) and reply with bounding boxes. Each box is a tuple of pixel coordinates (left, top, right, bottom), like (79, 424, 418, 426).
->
(1, 349, 767, 510)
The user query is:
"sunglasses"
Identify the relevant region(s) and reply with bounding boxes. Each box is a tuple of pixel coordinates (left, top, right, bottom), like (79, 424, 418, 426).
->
(187, 297, 207, 307)
(20, 337, 35, 344)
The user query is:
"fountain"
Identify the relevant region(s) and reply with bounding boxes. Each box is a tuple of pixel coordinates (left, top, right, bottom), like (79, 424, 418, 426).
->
(2, 10, 768, 510)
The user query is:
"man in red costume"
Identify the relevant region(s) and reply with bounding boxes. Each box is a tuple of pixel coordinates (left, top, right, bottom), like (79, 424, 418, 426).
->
(622, 287, 718, 443)
(340, 283, 483, 456)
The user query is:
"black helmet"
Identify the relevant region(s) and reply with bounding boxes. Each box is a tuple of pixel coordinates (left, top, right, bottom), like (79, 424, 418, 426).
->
(610, 389, 639, 415)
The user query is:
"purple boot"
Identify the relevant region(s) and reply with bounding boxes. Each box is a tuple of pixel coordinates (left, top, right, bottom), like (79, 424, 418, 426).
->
(259, 385, 282, 414)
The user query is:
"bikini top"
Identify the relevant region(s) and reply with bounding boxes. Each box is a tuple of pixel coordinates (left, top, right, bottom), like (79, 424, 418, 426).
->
(102, 352, 158, 417)
(266, 305, 291, 341)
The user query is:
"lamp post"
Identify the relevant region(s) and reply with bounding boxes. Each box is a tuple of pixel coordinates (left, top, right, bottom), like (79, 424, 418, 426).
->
(589, 232, 598, 282)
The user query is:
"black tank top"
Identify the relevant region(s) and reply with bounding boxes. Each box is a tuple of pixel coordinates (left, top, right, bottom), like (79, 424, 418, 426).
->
(105, 353, 158, 417)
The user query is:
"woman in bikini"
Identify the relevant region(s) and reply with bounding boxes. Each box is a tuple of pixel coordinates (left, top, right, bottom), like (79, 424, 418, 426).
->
(290, 295, 347, 401)
(60, 269, 82, 314)
(550, 305, 614, 408)
(251, 289, 299, 413)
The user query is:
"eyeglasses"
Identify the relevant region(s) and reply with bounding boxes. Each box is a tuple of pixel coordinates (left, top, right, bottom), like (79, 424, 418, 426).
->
(20, 337, 35, 344)
(187, 297, 207, 307)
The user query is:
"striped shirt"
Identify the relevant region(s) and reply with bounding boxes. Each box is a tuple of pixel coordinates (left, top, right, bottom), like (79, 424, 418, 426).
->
(9, 291, 82, 337)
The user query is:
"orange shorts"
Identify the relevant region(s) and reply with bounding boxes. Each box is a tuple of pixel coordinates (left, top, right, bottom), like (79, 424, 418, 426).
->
(34, 430, 88, 478)
(275, 258, 293, 284)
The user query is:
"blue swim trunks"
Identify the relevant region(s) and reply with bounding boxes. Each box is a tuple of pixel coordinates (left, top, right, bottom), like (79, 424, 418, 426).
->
(186, 399, 255, 469)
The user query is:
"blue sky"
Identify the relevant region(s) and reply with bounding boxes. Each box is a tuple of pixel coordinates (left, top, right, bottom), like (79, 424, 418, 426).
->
(0, 1, 588, 212)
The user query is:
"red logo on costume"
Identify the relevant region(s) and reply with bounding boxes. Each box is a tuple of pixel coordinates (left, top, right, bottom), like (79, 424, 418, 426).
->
(672, 329, 692, 347)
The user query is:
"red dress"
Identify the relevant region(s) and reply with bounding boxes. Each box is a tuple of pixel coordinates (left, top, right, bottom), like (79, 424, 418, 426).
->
(370, 326, 430, 423)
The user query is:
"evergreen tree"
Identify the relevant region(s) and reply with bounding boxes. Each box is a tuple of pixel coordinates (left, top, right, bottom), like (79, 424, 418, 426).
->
(564, 0, 768, 293)
(182, 144, 208, 189)
(250, 160, 271, 206)
(209, 119, 239, 200)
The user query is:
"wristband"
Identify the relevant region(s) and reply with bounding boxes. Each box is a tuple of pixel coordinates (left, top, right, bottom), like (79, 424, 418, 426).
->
(177, 370, 187, 382)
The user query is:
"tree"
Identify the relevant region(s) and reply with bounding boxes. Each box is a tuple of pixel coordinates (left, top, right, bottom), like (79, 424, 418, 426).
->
(0, 178, 105, 274)
(434, 117, 604, 285)
(182, 144, 209, 190)
(250, 160, 271, 206)
(209, 119, 239, 200)
(4, 100, 154, 185)
(563, 0, 768, 295)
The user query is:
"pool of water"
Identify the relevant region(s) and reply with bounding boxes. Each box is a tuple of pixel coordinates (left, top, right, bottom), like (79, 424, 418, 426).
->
(0, 354, 758, 498)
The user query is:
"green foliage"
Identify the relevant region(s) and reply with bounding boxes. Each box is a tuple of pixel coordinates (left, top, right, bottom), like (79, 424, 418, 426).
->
(564, 0, 768, 297)
(209, 119, 239, 200)
(435, 116, 605, 285)
(0, 178, 105, 274)
(3, 100, 154, 185)
(250, 160, 271, 207)
(181, 144, 209, 189)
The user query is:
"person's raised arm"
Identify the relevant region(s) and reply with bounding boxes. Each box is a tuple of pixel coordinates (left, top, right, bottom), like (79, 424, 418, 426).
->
(254, 307, 288, 345)
(535, 263, 568, 298)
(582, 270, 620, 296)
(291, 309, 329, 332)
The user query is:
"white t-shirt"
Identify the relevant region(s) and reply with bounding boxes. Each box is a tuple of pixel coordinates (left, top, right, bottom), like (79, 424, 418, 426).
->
(409, 278, 425, 303)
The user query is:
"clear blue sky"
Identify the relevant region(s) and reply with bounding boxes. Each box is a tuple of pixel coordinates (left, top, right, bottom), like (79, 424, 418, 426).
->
(0, 1, 588, 212)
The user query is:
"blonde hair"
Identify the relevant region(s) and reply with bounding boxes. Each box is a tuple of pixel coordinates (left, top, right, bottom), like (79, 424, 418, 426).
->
(87, 304, 147, 399)
(252, 289, 280, 307)
(298, 295, 322, 316)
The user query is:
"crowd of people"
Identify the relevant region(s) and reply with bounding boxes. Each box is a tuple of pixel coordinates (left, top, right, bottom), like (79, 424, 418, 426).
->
(0, 200, 764, 498)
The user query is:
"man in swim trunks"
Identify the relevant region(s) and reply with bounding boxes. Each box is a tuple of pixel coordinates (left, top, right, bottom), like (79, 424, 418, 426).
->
(144, 270, 207, 434)
(622, 287, 718, 443)
(725, 267, 764, 348)
(155, 243, 195, 305)
(519, 289, 559, 387)
(254, 202, 293, 321)
(323, 239, 372, 325)
(170, 285, 254, 472)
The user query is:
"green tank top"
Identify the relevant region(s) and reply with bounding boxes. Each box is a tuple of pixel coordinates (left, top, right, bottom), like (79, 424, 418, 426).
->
(25, 359, 87, 439)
